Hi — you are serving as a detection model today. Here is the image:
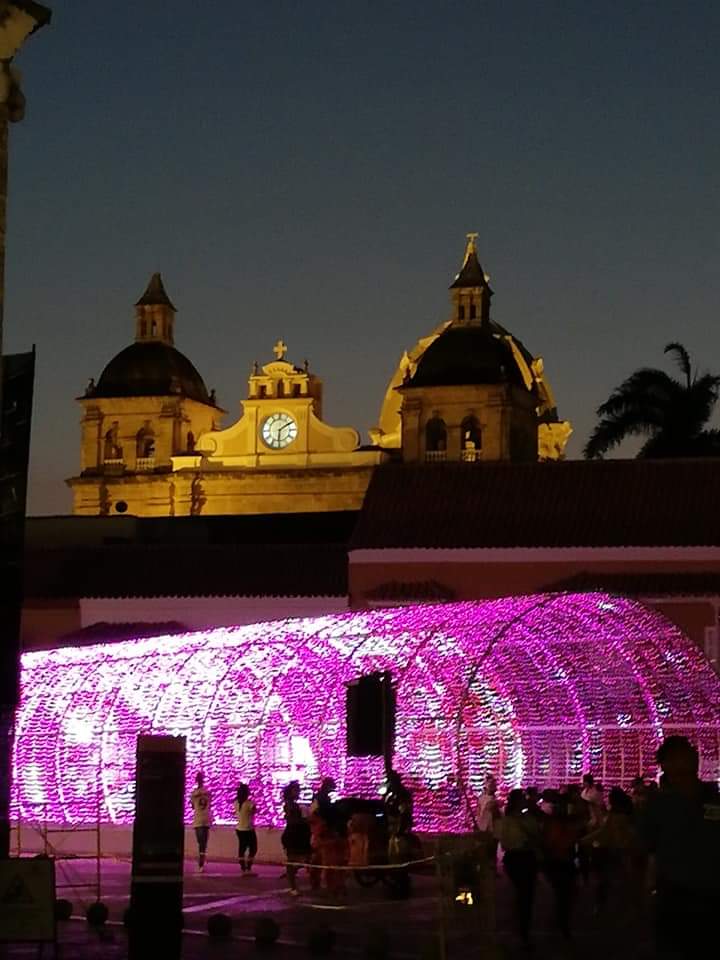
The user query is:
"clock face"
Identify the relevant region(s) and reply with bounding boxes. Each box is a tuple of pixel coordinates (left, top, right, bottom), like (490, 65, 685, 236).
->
(261, 412, 298, 449)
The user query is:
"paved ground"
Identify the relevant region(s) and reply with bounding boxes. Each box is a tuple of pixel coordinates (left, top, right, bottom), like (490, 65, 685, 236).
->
(2, 856, 656, 958)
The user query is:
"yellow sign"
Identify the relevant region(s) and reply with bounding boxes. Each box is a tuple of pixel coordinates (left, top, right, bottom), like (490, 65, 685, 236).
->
(0, 858, 55, 942)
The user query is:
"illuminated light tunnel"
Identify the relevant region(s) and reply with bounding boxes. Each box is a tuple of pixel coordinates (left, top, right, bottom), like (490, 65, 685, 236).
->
(13, 593, 720, 832)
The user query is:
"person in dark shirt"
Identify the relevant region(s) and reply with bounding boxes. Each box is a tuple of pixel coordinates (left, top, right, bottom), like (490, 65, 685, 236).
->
(384, 770, 413, 843)
(640, 736, 720, 957)
(384, 770, 414, 897)
(309, 777, 342, 892)
(311, 777, 338, 825)
(281, 780, 311, 896)
(541, 794, 580, 939)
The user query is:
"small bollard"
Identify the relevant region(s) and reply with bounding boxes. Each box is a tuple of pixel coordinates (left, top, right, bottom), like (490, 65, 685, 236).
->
(254, 915, 280, 949)
(55, 899, 73, 922)
(207, 913, 232, 938)
(86, 901, 109, 927)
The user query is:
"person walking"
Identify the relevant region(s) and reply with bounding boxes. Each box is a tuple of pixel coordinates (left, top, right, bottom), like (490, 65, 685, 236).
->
(494, 789, 541, 946)
(309, 777, 338, 891)
(189, 772, 212, 872)
(578, 774, 603, 885)
(582, 786, 638, 916)
(281, 780, 311, 896)
(234, 783, 258, 875)
(541, 793, 579, 939)
(639, 736, 720, 958)
(581, 774, 605, 828)
(476, 774, 501, 867)
(384, 770, 414, 897)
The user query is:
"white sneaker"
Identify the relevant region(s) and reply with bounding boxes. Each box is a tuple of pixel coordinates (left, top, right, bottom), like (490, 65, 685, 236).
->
(289, 888, 299, 897)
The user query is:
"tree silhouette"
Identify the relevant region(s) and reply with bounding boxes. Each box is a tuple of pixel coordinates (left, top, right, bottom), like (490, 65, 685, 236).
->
(584, 343, 720, 459)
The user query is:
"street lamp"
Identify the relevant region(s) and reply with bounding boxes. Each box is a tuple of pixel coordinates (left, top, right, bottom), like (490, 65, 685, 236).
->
(0, 0, 50, 862)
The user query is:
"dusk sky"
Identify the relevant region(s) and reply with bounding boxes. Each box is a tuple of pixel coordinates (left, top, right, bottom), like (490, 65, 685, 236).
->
(6, 1, 720, 514)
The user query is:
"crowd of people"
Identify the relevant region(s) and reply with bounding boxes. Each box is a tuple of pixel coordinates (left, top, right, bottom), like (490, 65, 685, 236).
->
(187, 736, 719, 954)
(476, 771, 648, 943)
(188, 769, 415, 897)
(478, 736, 720, 955)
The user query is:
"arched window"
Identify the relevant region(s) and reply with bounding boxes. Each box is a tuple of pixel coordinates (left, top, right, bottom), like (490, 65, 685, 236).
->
(425, 416, 447, 460)
(469, 303, 477, 320)
(187, 431, 195, 452)
(458, 304, 465, 321)
(461, 415, 482, 461)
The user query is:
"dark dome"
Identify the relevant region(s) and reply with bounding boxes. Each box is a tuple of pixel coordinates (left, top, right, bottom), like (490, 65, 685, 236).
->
(94, 342, 211, 404)
(410, 324, 533, 390)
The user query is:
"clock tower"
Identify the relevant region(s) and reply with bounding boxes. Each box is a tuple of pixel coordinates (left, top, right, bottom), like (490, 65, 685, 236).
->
(169, 342, 382, 514)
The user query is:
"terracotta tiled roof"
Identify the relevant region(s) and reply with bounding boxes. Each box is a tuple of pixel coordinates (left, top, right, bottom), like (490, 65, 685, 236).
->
(363, 580, 456, 602)
(350, 460, 720, 550)
(544, 572, 720, 597)
(58, 621, 188, 646)
(25, 543, 348, 599)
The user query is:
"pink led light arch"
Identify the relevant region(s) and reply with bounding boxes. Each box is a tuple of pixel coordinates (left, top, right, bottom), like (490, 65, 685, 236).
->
(13, 593, 720, 832)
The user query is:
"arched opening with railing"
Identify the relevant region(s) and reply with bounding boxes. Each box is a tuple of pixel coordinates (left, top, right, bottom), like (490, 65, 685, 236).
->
(425, 416, 447, 462)
(460, 415, 482, 462)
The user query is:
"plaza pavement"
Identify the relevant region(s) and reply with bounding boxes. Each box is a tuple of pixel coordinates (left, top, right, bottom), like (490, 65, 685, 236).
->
(2, 856, 656, 958)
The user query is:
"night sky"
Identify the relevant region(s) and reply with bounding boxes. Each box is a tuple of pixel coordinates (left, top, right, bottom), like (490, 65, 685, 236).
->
(6, 1, 720, 514)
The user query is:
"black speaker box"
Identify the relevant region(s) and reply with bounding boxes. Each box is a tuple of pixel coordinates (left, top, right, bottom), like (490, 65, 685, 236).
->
(346, 672, 395, 757)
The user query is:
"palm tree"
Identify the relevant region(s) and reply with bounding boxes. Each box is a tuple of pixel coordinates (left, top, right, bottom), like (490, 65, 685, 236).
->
(584, 343, 720, 459)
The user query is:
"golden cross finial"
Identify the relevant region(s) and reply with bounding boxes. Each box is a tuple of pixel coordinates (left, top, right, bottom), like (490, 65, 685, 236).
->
(462, 232, 479, 266)
(273, 339, 287, 360)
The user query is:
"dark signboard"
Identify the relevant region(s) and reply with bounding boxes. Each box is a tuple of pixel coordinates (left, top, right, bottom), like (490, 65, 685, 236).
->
(129, 735, 186, 959)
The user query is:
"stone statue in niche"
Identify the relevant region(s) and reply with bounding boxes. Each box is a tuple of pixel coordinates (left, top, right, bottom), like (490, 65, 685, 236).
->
(104, 423, 123, 460)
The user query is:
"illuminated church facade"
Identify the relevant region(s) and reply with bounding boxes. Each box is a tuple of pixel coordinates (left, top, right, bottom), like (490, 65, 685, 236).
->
(67, 236, 571, 517)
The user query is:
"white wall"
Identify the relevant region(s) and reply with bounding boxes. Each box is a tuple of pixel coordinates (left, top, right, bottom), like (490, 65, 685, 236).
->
(80, 595, 348, 630)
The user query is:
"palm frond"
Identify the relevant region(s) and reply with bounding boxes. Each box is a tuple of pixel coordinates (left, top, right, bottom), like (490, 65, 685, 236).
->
(595, 368, 679, 419)
(676, 375, 720, 435)
(688, 372, 720, 399)
(584, 409, 660, 459)
(588, 342, 720, 459)
(664, 342, 692, 387)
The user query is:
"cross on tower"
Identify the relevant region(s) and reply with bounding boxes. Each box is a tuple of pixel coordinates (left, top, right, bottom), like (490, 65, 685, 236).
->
(466, 231, 479, 246)
(273, 339, 288, 361)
